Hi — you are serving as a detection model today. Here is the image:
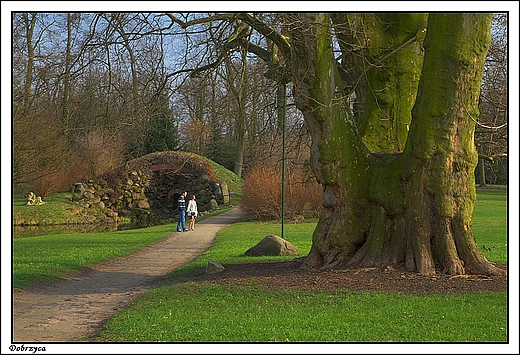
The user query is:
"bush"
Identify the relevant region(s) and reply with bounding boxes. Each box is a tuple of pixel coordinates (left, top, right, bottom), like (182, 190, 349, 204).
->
(242, 165, 321, 221)
(32, 160, 91, 197)
(285, 169, 322, 219)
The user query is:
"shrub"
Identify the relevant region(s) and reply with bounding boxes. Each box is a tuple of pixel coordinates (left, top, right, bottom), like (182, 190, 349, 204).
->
(285, 168, 322, 219)
(242, 165, 321, 221)
(33, 160, 91, 197)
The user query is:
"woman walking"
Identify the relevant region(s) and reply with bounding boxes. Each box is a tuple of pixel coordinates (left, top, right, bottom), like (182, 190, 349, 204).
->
(187, 194, 198, 231)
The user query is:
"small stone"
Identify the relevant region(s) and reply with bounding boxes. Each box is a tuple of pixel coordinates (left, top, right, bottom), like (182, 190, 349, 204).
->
(206, 260, 225, 274)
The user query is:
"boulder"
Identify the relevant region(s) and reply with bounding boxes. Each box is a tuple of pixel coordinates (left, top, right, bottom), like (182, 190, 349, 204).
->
(137, 199, 150, 209)
(244, 234, 299, 257)
(91, 201, 105, 211)
(207, 199, 219, 211)
(106, 211, 118, 218)
(221, 181, 230, 204)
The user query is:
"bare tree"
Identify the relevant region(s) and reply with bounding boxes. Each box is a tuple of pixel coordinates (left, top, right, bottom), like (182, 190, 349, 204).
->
(12, 13, 71, 189)
(476, 13, 508, 186)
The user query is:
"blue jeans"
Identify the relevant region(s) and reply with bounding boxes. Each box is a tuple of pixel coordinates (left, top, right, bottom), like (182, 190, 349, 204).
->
(177, 210, 187, 231)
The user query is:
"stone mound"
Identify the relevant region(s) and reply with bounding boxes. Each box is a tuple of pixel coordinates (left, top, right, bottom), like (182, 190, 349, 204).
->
(71, 151, 231, 225)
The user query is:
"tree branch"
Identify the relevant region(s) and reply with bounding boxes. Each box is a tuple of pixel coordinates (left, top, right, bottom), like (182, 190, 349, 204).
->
(337, 34, 419, 92)
(165, 13, 239, 29)
(478, 153, 507, 163)
(237, 13, 291, 57)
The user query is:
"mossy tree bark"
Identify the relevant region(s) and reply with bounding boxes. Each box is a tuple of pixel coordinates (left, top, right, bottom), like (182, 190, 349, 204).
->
(291, 13, 503, 276)
(171, 12, 503, 276)
(332, 13, 428, 152)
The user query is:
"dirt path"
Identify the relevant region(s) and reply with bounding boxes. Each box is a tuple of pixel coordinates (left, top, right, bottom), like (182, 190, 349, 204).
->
(12, 207, 245, 343)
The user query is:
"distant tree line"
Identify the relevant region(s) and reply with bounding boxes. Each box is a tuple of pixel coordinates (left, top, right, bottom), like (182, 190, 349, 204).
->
(476, 13, 508, 186)
(12, 13, 507, 196)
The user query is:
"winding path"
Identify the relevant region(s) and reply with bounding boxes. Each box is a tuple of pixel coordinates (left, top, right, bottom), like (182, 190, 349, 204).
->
(12, 207, 244, 342)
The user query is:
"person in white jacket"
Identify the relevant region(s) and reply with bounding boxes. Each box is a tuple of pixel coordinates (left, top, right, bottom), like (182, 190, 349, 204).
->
(186, 194, 198, 231)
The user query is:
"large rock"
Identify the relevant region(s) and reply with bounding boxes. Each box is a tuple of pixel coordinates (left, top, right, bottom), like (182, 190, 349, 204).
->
(137, 199, 150, 209)
(221, 181, 230, 204)
(91, 201, 105, 211)
(206, 198, 219, 211)
(244, 234, 299, 257)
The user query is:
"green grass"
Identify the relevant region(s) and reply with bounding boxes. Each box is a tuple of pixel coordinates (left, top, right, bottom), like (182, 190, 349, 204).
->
(168, 221, 314, 278)
(12, 224, 174, 289)
(12, 191, 106, 226)
(95, 189, 508, 343)
(99, 285, 507, 342)
(12, 206, 233, 290)
(12, 189, 508, 342)
(198, 153, 244, 203)
(472, 189, 508, 262)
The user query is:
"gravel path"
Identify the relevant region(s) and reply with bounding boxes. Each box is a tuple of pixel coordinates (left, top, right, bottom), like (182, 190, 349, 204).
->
(12, 207, 245, 343)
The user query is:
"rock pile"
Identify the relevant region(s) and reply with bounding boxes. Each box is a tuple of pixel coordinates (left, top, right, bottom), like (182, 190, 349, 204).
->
(71, 151, 231, 225)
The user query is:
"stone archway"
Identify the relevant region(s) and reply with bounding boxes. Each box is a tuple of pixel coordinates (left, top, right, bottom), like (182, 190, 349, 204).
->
(72, 151, 229, 225)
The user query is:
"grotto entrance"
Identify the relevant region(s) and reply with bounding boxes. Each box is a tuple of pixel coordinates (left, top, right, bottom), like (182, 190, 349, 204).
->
(72, 151, 229, 225)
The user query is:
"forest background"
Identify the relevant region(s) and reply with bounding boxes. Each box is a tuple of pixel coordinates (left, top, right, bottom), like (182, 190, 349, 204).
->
(6, 8, 509, 201)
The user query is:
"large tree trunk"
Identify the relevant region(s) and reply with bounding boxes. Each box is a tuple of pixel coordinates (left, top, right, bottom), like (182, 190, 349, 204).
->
(62, 13, 72, 133)
(291, 13, 373, 268)
(21, 13, 36, 117)
(291, 13, 504, 276)
(225, 51, 248, 178)
(332, 13, 428, 152)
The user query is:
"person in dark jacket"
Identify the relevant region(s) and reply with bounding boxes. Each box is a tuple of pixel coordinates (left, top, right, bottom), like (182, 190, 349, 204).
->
(176, 191, 188, 232)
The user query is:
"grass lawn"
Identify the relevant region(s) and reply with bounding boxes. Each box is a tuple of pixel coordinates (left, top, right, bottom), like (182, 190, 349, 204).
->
(11, 189, 509, 342)
(12, 191, 106, 226)
(12, 207, 231, 290)
(471, 189, 508, 262)
(12, 225, 173, 289)
(98, 285, 506, 342)
(95, 189, 508, 343)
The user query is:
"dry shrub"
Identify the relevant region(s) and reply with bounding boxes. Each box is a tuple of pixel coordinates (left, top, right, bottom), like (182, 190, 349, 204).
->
(284, 169, 322, 219)
(242, 166, 282, 221)
(32, 129, 125, 197)
(33, 160, 91, 197)
(242, 165, 322, 221)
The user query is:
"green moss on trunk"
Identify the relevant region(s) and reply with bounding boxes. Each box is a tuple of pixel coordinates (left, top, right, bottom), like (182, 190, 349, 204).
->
(291, 13, 501, 276)
(356, 14, 428, 152)
(399, 13, 500, 275)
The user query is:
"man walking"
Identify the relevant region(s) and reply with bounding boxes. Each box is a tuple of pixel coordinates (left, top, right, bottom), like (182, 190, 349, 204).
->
(176, 191, 188, 232)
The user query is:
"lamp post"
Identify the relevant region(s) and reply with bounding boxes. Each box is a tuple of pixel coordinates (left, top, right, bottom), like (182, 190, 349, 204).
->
(281, 83, 286, 239)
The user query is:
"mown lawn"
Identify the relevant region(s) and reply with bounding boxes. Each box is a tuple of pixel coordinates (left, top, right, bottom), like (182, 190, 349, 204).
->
(95, 189, 508, 343)
(12, 191, 106, 226)
(11, 189, 508, 343)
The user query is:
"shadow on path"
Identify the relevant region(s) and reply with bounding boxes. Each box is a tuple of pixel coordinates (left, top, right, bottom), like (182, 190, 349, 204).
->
(12, 206, 245, 342)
